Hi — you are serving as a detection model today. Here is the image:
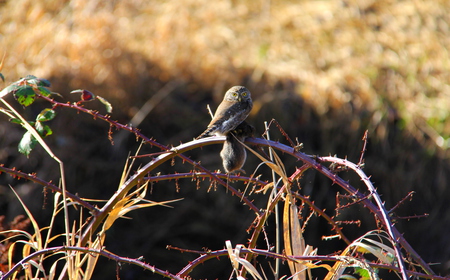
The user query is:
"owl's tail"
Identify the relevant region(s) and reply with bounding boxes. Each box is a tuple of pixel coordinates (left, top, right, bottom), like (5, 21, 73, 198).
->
(195, 126, 216, 139)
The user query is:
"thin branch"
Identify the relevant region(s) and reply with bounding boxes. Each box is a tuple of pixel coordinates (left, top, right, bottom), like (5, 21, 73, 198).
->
(358, 130, 368, 166)
(263, 119, 296, 147)
(1, 246, 183, 280)
(0, 165, 97, 213)
(143, 172, 267, 187)
(292, 191, 351, 245)
(389, 191, 415, 214)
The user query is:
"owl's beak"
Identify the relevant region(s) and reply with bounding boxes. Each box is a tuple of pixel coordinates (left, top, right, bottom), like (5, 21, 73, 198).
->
(238, 97, 242, 102)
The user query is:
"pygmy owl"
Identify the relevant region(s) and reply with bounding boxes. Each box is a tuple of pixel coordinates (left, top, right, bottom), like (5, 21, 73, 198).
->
(196, 86, 253, 139)
(220, 121, 255, 173)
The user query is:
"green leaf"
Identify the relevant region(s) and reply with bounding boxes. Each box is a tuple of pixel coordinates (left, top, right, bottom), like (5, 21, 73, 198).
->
(14, 85, 36, 106)
(35, 122, 53, 137)
(1, 84, 20, 98)
(9, 118, 23, 125)
(36, 108, 56, 122)
(18, 131, 37, 156)
(22, 75, 38, 81)
(354, 267, 372, 280)
(38, 86, 53, 97)
(42, 124, 53, 137)
(97, 95, 113, 113)
(27, 78, 51, 87)
(9, 118, 35, 126)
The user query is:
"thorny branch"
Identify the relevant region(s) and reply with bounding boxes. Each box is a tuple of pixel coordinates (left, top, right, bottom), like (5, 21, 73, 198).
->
(0, 165, 96, 213)
(1, 93, 436, 279)
(171, 246, 444, 280)
(0, 246, 183, 280)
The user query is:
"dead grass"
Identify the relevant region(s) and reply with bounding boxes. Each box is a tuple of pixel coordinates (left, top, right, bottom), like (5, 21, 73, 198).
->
(1, 0, 450, 152)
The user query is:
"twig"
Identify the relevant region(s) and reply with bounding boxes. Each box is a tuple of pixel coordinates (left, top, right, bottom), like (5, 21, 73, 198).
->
(393, 214, 429, 220)
(79, 136, 262, 246)
(236, 138, 433, 276)
(292, 191, 351, 245)
(263, 119, 296, 147)
(358, 130, 368, 166)
(389, 191, 415, 213)
(0, 165, 97, 213)
(113, 81, 179, 148)
(336, 193, 372, 211)
(206, 104, 214, 118)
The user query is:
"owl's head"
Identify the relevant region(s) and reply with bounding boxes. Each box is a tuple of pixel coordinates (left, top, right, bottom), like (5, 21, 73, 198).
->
(224, 86, 251, 102)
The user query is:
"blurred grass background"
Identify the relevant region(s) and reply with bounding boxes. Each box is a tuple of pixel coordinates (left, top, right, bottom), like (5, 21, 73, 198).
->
(1, 0, 450, 278)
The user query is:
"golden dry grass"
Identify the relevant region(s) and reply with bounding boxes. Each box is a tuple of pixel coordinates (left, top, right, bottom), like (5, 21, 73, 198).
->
(1, 0, 450, 154)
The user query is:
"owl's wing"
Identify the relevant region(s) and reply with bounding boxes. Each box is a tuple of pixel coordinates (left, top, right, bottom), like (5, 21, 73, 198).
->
(215, 101, 252, 134)
(196, 99, 252, 139)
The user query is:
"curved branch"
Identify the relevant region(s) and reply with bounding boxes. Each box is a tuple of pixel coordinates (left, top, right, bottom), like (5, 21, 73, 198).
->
(79, 137, 262, 246)
(319, 156, 408, 279)
(175, 246, 443, 280)
(243, 137, 434, 276)
(1, 246, 182, 280)
(36, 95, 262, 245)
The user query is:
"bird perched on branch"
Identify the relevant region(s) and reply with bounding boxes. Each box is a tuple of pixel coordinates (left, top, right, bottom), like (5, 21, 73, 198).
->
(220, 121, 255, 173)
(196, 86, 253, 139)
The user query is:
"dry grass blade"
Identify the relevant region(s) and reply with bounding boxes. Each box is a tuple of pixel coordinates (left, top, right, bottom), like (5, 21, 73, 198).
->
(226, 240, 240, 273)
(325, 231, 394, 280)
(82, 232, 105, 280)
(102, 182, 181, 232)
(9, 186, 43, 251)
(241, 139, 287, 182)
(225, 241, 263, 280)
(49, 256, 67, 280)
(283, 194, 307, 280)
(6, 186, 44, 279)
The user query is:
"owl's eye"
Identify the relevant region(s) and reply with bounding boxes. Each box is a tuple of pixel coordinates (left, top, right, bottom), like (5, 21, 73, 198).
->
(232, 93, 238, 97)
(242, 92, 247, 96)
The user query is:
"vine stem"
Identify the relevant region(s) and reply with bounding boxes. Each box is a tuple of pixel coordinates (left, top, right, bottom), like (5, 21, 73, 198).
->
(319, 156, 408, 279)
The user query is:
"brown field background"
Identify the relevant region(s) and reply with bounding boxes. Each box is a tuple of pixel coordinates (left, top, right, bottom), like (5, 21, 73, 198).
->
(1, 0, 450, 278)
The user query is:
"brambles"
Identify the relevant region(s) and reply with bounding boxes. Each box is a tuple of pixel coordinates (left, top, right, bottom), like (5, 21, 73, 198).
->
(0, 75, 443, 279)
